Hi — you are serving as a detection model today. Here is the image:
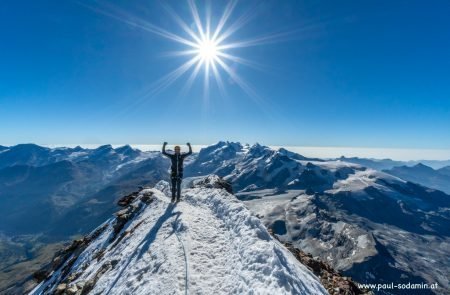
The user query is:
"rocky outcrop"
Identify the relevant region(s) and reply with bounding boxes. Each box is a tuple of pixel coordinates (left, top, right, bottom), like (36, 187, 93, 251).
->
(191, 174, 233, 194)
(284, 242, 372, 295)
(116, 190, 140, 207)
(270, 231, 372, 295)
(33, 224, 109, 287)
(32, 190, 155, 294)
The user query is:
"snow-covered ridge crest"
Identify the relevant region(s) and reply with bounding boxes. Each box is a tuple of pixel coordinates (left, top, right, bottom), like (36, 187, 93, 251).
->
(31, 176, 327, 295)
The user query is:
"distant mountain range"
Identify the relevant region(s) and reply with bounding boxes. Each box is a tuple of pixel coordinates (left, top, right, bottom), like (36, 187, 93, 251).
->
(0, 144, 168, 236)
(336, 156, 450, 194)
(1, 142, 449, 294)
(0, 144, 173, 292)
(338, 155, 450, 170)
(185, 142, 450, 294)
(383, 163, 450, 194)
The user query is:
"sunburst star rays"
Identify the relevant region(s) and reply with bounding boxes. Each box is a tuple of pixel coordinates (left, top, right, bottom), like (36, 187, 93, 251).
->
(78, 0, 305, 118)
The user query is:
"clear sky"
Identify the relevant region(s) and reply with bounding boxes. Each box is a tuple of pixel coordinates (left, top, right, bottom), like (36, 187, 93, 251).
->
(1, 0, 449, 151)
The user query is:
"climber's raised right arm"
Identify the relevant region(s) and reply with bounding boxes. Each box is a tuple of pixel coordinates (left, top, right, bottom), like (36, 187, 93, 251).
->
(162, 142, 169, 157)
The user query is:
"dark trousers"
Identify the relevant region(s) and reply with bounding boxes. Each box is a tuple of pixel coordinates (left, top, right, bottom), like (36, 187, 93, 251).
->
(171, 175, 182, 200)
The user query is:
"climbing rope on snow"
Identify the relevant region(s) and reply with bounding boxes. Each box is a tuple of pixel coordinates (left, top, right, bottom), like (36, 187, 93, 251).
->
(172, 217, 189, 295)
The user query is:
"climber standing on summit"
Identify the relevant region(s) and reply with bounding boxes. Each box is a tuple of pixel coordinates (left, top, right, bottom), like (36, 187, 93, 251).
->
(162, 142, 192, 202)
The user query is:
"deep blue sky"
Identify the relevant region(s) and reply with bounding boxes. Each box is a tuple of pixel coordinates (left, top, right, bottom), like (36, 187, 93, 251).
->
(1, 0, 449, 149)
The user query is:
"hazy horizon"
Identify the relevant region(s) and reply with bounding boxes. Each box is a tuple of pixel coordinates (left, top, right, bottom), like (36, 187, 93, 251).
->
(2, 142, 449, 161)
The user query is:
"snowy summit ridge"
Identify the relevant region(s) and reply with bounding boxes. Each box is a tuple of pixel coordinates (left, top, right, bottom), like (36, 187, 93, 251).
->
(31, 175, 327, 295)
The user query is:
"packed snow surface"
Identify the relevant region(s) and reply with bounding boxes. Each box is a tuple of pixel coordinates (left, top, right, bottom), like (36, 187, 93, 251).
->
(31, 182, 327, 295)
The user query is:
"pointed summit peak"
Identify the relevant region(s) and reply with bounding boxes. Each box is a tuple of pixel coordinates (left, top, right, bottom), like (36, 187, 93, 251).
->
(115, 144, 133, 152)
(247, 143, 271, 157)
(278, 147, 289, 153)
(212, 141, 228, 148)
(277, 147, 310, 160)
(115, 145, 140, 158)
(91, 145, 114, 157)
(72, 145, 84, 152)
(413, 163, 434, 171)
(96, 144, 113, 150)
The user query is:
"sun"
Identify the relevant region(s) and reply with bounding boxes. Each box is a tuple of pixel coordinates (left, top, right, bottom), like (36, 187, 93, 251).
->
(196, 39, 219, 62)
(80, 0, 292, 100)
(140, 0, 268, 98)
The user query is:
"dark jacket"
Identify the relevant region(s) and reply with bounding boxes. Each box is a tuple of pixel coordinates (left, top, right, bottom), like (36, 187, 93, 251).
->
(162, 144, 192, 177)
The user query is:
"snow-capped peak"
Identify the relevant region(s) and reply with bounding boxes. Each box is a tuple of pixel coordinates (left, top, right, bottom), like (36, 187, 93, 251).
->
(31, 176, 326, 295)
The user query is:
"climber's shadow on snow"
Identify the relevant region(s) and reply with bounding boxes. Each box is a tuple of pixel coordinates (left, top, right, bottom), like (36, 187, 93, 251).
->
(106, 204, 181, 294)
(138, 203, 181, 258)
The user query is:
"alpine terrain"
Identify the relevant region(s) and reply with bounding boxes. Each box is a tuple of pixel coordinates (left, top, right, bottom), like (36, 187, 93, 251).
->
(31, 176, 327, 295)
(185, 141, 450, 294)
(1, 142, 449, 294)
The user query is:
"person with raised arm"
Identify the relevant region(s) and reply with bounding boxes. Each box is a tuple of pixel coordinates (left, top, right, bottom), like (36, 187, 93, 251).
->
(162, 142, 192, 202)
